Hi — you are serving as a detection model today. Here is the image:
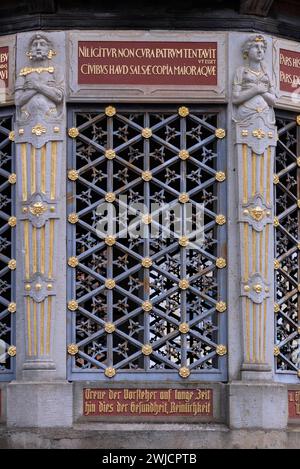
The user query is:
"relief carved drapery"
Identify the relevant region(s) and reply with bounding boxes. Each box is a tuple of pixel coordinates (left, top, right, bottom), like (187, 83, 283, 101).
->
(14, 34, 65, 369)
(233, 34, 277, 373)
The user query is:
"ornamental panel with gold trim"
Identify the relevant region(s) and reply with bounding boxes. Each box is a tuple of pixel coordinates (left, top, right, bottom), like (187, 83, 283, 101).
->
(235, 120, 277, 155)
(240, 195, 272, 232)
(14, 124, 64, 148)
(23, 274, 56, 303)
(241, 273, 270, 304)
(20, 194, 59, 228)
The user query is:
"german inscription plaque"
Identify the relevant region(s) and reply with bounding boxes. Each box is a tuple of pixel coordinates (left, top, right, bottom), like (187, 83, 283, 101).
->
(288, 390, 300, 419)
(83, 388, 213, 417)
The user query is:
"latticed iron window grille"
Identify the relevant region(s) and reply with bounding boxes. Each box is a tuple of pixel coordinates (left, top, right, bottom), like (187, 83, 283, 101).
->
(67, 105, 227, 381)
(274, 111, 300, 382)
(0, 111, 15, 381)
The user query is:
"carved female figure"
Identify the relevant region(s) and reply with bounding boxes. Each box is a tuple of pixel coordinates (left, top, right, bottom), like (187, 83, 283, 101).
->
(15, 34, 64, 123)
(232, 34, 276, 124)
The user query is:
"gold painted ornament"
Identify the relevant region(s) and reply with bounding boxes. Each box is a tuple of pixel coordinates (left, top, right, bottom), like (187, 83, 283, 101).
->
(216, 344, 227, 356)
(68, 127, 79, 138)
(141, 170, 152, 181)
(274, 303, 280, 313)
(216, 214, 226, 225)
(8, 173, 16, 184)
(142, 344, 153, 356)
(179, 236, 189, 247)
(142, 214, 152, 225)
(178, 106, 189, 117)
(215, 171, 226, 182)
(179, 366, 190, 378)
(249, 206, 265, 222)
(179, 193, 189, 204)
(273, 346, 280, 356)
(67, 344, 78, 355)
(274, 260, 280, 270)
(68, 300, 78, 311)
(141, 128, 152, 139)
(215, 128, 226, 139)
(68, 169, 79, 181)
(105, 367, 116, 378)
(105, 192, 116, 203)
(105, 279, 116, 289)
(178, 149, 190, 160)
(32, 124, 46, 136)
(253, 284, 263, 294)
(141, 257, 153, 268)
(68, 213, 79, 224)
(29, 202, 47, 217)
(216, 257, 226, 269)
(105, 106, 116, 117)
(8, 216, 17, 227)
(179, 323, 190, 334)
(8, 302, 16, 313)
(274, 217, 280, 227)
(216, 301, 227, 313)
(7, 345, 16, 357)
(8, 259, 16, 270)
(179, 279, 189, 290)
(105, 236, 116, 246)
(252, 128, 265, 139)
(105, 323, 116, 334)
(68, 257, 79, 268)
(105, 149, 116, 159)
(142, 301, 152, 312)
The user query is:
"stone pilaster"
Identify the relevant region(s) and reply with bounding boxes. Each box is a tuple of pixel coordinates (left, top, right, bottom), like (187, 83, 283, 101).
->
(227, 33, 287, 430)
(7, 31, 72, 427)
(236, 119, 276, 379)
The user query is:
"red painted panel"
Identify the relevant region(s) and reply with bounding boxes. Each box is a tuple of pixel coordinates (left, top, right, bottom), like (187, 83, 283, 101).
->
(78, 41, 217, 86)
(0, 47, 9, 88)
(83, 388, 213, 417)
(279, 48, 300, 93)
(288, 390, 300, 419)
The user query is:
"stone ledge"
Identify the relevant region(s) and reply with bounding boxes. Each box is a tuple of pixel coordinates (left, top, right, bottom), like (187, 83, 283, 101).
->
(1, 424, 300, 449)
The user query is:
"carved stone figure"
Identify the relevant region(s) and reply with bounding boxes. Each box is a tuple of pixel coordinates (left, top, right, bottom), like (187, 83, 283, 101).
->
(291, 340, 300, 368)
(232, 34, 276, 124)
(15, 34, 64, 123)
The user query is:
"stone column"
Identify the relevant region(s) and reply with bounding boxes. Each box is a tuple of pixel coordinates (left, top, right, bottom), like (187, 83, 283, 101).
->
(228, 33, 287, 429)
(7, 31, 72, 427)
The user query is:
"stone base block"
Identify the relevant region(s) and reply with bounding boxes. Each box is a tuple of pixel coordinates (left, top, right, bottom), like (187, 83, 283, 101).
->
(228, 381, 288, 429)
(6, 381, 73, 428)
(1, 424, 298, 449)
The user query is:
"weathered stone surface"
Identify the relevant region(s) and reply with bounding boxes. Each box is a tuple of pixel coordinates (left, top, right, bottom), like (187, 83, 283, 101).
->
(6, 382, 73, 428)
(0, 423, 299, 449)
(228, 381, 288, 429)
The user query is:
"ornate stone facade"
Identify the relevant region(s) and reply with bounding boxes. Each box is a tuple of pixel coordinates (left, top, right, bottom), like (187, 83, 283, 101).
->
(0, 21, 300, 448)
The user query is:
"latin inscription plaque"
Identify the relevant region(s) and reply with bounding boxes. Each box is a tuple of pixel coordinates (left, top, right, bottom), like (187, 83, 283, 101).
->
(0, 46, 9, 88)
(83, 388, 213, 417)
(78, 41, 217, 86)
(279, 48, 300, 93)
